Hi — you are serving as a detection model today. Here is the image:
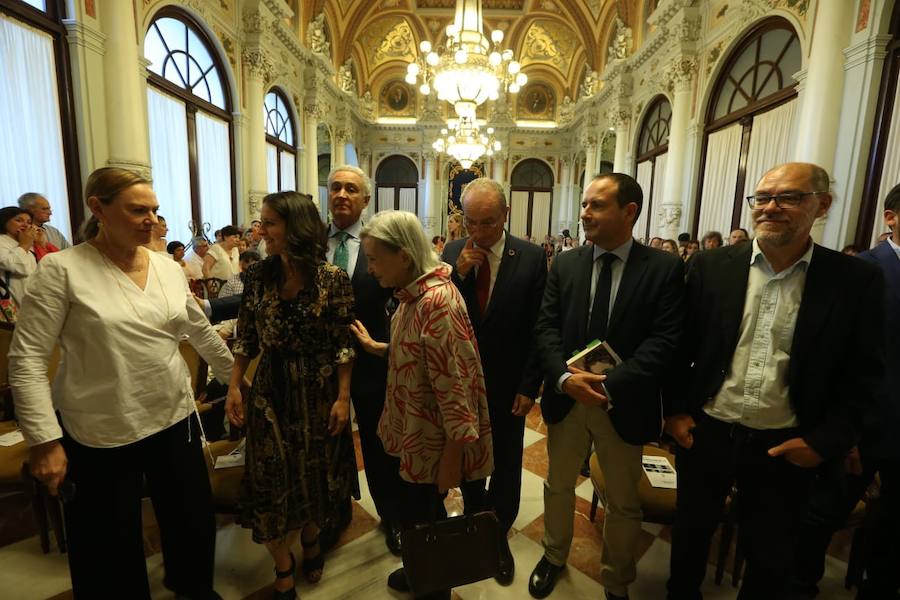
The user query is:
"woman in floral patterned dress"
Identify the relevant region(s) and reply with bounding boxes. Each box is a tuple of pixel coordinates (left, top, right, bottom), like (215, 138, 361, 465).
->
(351, 210, 493, 600)
(225, 191, 358, 600)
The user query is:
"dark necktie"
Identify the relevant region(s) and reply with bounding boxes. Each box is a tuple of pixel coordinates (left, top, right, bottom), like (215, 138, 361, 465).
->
(333, 231, 350, 273)
(475, 257, 491, 316)
(588, 253, 618, 342)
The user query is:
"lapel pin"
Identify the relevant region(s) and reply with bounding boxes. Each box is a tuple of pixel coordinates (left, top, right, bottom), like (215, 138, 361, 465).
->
(508, 249, 516, 256)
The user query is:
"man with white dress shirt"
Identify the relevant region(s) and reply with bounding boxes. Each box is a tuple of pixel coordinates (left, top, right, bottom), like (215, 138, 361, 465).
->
(18, 192, 70, 250)
(326, 165, 402, 554)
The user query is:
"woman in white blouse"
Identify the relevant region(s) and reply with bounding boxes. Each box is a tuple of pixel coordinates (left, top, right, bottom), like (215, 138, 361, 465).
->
(8, 167, 237, 600)
(203, 224, 241, 280)
(0, 206, 38, 315)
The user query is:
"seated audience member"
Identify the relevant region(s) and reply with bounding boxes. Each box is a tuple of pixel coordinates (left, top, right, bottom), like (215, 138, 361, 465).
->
(167, 240, 185, 263)
(0, 207, 38, 315)
(728, 228, 750, 245)
(144, 215, 169, 253)
(203, 225, 241, 280)
(790, 183, 900, 600)
(701, 230, 723, 250)
(351, 210, 493, 600)
(184, 237, 208, 281)
(225, 191, 358, 599)
(649, 236, 663, 249)
(684, 239, 700, 260)
(841, 244, 860, 256)
(215, 250, 261, 339)
(664, 162, 885, 600)
(237, 237, 249, 253)
(18, 192, 70, 249)
(9, 167, 235, 599)
(661, 239, 680, 255)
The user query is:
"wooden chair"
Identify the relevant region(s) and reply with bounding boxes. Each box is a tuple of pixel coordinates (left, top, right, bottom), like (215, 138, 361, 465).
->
(204, 438, 244, 514)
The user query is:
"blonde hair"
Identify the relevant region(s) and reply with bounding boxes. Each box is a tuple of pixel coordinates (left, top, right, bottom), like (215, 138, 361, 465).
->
(447, 209, 467, 241)
(360, 211, 440, 279)
(80, 167, 151, 240)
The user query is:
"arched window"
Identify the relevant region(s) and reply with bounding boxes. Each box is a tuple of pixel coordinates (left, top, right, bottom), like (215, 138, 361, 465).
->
(0, 0, 81, 240)
(694, 18, 800, 237)
(858, 4, 900, 248)
(375, 155, 418, 213)
(144, 9, 235, 245)
(510, 159, 554, 238)
(265, 89, 296, 193)
(634, 95, 670, 242)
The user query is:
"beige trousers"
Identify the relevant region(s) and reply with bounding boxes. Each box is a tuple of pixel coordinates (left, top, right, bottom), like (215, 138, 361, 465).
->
(542, 401, 643, 596)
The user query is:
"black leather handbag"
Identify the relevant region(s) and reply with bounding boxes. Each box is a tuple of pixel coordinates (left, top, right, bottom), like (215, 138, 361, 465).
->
(401, 509, 502, 596)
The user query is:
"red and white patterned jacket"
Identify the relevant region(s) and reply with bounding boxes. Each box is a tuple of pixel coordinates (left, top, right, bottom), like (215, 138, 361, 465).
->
(377, 263, 494, 484)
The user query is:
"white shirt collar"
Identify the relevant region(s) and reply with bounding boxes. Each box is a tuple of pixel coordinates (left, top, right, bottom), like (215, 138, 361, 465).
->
(592, 238, 633, 263)
(751, 237, 814, 273)
(887, 236, 900, 260)
(329, 218, 363, 240)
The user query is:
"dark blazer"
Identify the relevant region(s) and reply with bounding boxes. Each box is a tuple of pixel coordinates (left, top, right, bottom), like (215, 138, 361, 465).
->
(535, 241, 685, 445)
(858, 241, 899, 461)
(442, 234, 547, 407)
(664, 243, 885, 462)
(348, 246, 393, 407)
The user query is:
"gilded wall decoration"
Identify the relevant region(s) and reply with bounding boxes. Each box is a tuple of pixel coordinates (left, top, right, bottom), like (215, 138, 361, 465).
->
(520, 20, 578, 76)
(518, 82, 556, 120)
(379, 79, 416, 117)
(359, 17, 416, 71)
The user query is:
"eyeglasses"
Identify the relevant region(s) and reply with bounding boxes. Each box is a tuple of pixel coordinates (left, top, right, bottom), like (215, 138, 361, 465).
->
(745, 191, 828, 209)
(463, 217, 501, 229)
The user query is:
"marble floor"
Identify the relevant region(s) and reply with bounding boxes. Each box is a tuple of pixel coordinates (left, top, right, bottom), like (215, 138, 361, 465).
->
(0, 404, 858, 599)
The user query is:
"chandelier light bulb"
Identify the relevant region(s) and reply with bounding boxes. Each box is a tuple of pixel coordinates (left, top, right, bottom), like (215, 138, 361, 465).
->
(420, 40, 432, 53)
(427, 52, 440, 66)
(420, 83, 431, 95)
(515, 72, 528, 86)
(408, 63, 420, 76)
(446, 24, 458, 38)
(454, 49, 468, 64)
(448, 135, 457, 143)
(493, 140, 502, 151)
(405, 73, 417, 84)
(491, 30, 504, 43)
(502, 49, 513, 61)
(508, 61, 520, 74)
(489, 51, 502, 66)
(487, 127, 495, 134)
(509, 83, 520, 94)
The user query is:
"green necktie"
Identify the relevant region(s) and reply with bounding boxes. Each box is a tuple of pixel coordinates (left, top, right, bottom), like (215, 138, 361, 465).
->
(333, 231, 350, 272)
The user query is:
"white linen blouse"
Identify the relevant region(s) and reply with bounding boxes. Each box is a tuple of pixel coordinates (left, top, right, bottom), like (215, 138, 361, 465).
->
(206, 244, 239, 280)
(8, 243, 234, 448)
(0, 234, 37, 308)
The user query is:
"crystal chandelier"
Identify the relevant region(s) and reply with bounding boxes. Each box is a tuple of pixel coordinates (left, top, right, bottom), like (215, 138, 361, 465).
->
(432, 116, 502, 170)
(405, 0, 527, 119)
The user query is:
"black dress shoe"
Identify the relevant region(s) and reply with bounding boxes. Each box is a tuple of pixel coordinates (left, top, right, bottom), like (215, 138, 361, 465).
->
(385, 522, 402, 556)
(494, 537, 515, 585)
(528, 556, 564, 598)
(387, 567, 410, 592)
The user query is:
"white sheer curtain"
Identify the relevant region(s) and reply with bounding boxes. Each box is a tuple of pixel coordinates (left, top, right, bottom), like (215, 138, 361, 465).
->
(634, 161, 653, 240)
(147, 88, 192, 244)
(280, 152, 296, 191)
(648, 153, 668, 239)
(739, 100, 797, 230)
(0, 14, 71, 238)
(377, 187, 394, 212)
(196, 112, 233, 232)
(698, 123, 743, 237)
(266, 143, 278, 193)
(531, 191, 552, 238)
(872, 83, 900, 246)
(509, 190, 529, 237)
(399, 188, 416, 213)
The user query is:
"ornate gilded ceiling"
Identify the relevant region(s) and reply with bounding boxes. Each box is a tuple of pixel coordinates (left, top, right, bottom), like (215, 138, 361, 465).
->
(309, 0, 643, 121)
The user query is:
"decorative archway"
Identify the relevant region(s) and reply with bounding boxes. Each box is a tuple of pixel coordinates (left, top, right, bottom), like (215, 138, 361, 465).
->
(510, 159, 554, 239)
(634, 95, 671, 242)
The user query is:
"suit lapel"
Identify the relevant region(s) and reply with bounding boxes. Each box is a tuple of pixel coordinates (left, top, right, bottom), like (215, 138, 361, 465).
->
(482, 236, 518, 323)
(575, 245, 595, 341)
(719, 244, 753, 353)
(874, 242, 900, 302)
(607, 242, 649, 337)
(790, 245, 837, 375)
(351, 244, 366, 286)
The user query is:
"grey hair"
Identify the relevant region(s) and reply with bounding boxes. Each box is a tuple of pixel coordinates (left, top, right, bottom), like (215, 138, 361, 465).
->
(327, 164, 372, 197)
(461, 177, 507, 210)
(360, 211, 441, 279)
(17, 192, 46, 210)
(191, 236, 209, 247)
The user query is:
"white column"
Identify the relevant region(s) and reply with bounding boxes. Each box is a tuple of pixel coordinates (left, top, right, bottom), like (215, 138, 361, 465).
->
(793, 1, 853, 168)
(660, 59, 695, 239)
(420, 153, 438, 237)
(583, 140, 598, 188)
(304, 106, 319, 199)
(242, 49, 271, 219)
(333, 131, 347, 166)
(100, 0, 150, 174)
(556, 160, 573, 234)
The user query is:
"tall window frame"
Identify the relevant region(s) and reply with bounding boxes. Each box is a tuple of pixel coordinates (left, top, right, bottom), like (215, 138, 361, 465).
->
(0, 0, 82, 236)
(857, 3, 900, 247)
(510, 158, 554, 238)
(144, 7, 236, 236)
(264, 88, 297, 192)
(634, 95, 671, 241)
(693, 17, 800, 235)
(375, 155, 419, 213)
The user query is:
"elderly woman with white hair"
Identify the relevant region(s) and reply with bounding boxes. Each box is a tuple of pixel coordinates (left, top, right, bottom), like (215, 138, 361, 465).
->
(351, 210, 493, 600)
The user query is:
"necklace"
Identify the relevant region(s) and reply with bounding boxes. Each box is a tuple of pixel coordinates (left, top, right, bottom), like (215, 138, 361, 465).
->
(93, 244, 170, 322)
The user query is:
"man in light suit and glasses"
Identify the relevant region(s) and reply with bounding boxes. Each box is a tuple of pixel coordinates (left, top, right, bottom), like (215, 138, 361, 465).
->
(663, 162, 885, 599)
(441, 178, 547, 585)
(530, 173, 685, 600)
